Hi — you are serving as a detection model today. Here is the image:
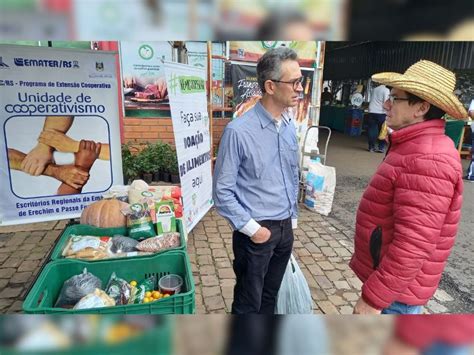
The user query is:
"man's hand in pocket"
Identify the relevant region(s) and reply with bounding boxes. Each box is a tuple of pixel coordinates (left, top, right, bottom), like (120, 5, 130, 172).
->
(251, 227, 271, 244)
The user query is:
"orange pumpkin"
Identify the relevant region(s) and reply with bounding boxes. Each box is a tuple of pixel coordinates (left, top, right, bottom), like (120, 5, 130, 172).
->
(80, 199, 128, 228)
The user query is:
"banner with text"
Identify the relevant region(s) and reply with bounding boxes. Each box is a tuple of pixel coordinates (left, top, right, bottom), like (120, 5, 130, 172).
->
(0, 45, 122, 225)
(163, 61, 213, 233)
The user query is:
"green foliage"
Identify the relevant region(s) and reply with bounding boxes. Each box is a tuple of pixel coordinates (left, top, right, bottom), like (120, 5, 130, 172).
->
(161, 143, 175, 173)
(135, 143, 156, 174)
(121, 143, 140, 181)
(168, 148, 179, 175)
(122, 141, 180, 178)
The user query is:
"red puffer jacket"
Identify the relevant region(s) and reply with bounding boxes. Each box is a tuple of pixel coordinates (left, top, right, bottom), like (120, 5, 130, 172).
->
(395, 315, 474, 348)
(350, 119, 464, 310)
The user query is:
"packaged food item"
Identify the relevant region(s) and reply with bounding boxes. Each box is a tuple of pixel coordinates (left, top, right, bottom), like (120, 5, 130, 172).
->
(62, 235, 111, 260)
(128, 180, 151, 205)
(155, 201, 176, 234)
(159, 274, 183, 295)
(137, 191, 157, 223)
(73, 289, 116, 310)
(129, 276, 156, 304)
(108, 235, 139, 254)
(103, 185, 130, 202)
(122, 203, 156, 240)
(105, 272, 132, 305)
(55, 268, 102, 308)
(135, 232, 180, 253)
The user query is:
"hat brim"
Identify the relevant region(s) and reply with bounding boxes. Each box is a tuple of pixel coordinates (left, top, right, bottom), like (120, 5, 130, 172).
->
(372, 72, 467, 119)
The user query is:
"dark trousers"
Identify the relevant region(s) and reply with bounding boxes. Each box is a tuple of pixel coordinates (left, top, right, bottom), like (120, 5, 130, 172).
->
(231, 218, 294, 314)
(367, 113, 386, 150)
(225, 316, 281, 355)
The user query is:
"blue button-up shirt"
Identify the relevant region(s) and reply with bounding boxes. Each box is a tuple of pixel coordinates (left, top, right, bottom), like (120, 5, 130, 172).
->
(213, 101, 299, 230)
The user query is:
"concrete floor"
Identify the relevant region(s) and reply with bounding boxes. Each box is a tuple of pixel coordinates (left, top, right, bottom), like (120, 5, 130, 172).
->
(319, 130, 473, 310)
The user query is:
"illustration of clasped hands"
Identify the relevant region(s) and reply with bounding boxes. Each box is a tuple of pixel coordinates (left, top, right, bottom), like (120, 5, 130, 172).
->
(8, 116, 110, 195)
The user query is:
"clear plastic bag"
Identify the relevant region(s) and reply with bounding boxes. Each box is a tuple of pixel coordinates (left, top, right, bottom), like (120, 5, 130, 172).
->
(109, 235, 139, 254)
(122, 202, 156, 240)
(54, 268, 102, 308)
(275, 255, 314, 314)
(105, 272, 132, 305)
(135, 232, 180, 253)
(130, 275, 156, 304)
(73, 289, 116, 310)
(62, 235, 110, 260)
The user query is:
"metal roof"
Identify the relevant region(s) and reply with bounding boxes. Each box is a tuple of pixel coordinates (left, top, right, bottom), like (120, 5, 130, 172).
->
(323, 41, 474, 80)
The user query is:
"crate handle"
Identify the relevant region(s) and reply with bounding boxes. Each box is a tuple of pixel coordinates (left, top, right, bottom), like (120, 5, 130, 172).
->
(37, 289, 49, 307)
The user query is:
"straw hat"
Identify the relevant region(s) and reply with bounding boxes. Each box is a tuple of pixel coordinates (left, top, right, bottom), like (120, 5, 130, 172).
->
(372, 60, 467, 119)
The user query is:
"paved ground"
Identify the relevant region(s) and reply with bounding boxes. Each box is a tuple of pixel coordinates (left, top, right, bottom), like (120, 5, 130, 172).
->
(0, 131, 471, 314)
(188, 207, 461, 314)
(0, 220, 69, 313)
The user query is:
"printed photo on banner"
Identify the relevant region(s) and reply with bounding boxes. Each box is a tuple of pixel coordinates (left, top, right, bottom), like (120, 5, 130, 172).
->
(120, 41, 173, 113)
(4, 115, 112, 198)
(229, 41, 316, 68)
(231, 63, 314, 124)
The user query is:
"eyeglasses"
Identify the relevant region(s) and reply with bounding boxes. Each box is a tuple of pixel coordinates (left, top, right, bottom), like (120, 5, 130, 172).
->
(271, 76, 304, 90)
(388, 94, 410, 104)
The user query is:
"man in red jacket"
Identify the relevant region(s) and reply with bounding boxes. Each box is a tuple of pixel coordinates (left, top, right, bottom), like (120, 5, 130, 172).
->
(350, 60, 468, 314)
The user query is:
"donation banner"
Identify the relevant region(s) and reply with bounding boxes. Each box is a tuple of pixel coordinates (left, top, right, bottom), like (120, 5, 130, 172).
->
(163, 61, 213, 233)
(0, 44, 122, 225)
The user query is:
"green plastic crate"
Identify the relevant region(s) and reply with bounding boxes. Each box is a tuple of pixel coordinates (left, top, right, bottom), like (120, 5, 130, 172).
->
(23, 251, 195, 314)
(0, 316, 173, 355)
(50, 219, 186, 261)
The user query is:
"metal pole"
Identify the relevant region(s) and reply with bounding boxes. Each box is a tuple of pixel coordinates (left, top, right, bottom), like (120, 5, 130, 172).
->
(207, 41, 214, 163)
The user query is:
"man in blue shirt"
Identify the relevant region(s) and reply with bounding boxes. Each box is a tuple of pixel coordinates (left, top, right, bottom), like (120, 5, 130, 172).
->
(213, 47, 302, 314)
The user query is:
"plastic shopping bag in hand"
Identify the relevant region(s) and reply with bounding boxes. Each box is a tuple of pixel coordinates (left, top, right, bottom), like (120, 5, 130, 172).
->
(275, 254, 314, 314)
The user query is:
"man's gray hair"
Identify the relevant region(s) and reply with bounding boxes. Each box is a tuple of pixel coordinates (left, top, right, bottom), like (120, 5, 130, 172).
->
(257, 47, 298, 93)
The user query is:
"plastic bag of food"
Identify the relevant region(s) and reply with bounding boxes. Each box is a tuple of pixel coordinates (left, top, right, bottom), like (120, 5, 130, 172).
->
(105, 272, 132, 305)
(54, 268, 102, 308)
(135, 232, 180, 253)
(122, 203, 156, 240)
(103, 185, 130, 203)
(73, 289, 116, 310)
(62, 235, 111, 260)
(130, 276, 156, 304)
(109, 235, 139, 254)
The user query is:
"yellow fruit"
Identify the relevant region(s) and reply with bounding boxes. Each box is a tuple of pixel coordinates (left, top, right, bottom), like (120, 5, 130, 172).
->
(152, 291, 160, 299)
(145, 291, 152, 298)
(164, 294, 170, 298)
(143, 297, 151, 303)
(130, 280, 137, 287)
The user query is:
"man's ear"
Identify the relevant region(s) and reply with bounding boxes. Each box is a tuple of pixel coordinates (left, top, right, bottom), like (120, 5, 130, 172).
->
(264, 80, 275, 95)
(416, 101, 430, 118)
